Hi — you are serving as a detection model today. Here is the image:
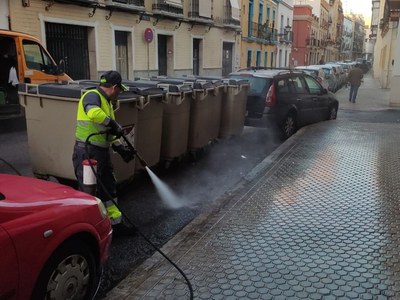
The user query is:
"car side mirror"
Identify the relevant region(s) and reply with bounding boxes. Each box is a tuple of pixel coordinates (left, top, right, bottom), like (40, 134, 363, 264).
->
(322, 88, 328, 94)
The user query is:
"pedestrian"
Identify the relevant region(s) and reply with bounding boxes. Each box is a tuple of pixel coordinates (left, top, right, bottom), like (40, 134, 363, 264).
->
(347, 63, 364, 103)
(72, 70, 135, 227)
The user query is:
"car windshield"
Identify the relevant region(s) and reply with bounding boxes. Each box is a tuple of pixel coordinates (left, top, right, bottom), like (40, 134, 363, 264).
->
(230, 75, 270, 94)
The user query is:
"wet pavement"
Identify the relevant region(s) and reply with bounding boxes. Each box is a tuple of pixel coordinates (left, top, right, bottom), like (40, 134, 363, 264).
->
(105, 75, 400, 299)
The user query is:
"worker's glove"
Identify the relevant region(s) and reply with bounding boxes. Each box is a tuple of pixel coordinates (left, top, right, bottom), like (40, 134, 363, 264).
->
(112, 144, 136, 163)
(107, 119, 124, 138)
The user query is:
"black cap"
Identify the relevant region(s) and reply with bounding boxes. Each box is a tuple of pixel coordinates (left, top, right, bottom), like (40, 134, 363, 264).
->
(100, 70, 128, 91)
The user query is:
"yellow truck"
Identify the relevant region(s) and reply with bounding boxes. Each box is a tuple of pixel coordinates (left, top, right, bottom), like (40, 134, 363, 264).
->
(0, 30, 71, 115)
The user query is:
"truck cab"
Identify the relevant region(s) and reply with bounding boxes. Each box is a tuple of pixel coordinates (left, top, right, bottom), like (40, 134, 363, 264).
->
(0, 30, 71, 115)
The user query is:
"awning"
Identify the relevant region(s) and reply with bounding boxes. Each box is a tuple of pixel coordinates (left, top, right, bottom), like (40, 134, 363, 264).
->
(230, 0, 240, 21)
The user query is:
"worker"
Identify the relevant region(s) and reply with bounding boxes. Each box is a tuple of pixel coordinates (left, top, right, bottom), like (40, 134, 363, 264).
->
(72, 70, 135, 226)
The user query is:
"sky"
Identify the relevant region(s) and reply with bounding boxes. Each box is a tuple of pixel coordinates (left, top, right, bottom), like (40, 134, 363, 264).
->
(342, 0, 372, 18)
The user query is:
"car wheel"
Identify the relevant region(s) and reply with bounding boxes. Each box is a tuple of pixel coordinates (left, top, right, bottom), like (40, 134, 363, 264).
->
(282, 113, 297, 139)
(328, 106, 337, 120)
(32, 239, 98, 300)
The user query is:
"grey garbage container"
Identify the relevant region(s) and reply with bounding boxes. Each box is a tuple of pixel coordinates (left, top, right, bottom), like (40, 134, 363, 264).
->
(186, 81, 222, 151)
(19, 82, 142, 183)
(219, 78, 250, 138)
(123, 81, 166, 173)
(128, 79, 192, 164)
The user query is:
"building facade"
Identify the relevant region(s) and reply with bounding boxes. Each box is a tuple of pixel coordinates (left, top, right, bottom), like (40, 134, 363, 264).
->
(240, 0, 279, 68)
(5, 0, 242, 80)
(276, 0, 294, 67)
(370, 0, 399, 106)
(341, 16, 353, 60)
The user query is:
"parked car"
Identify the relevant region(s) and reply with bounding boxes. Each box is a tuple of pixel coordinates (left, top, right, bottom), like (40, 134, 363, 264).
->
(295, 65, 329, 90)
(320, 65, 340, 92)
(229, 68, 339, 138)
(0, 174, 112, 300)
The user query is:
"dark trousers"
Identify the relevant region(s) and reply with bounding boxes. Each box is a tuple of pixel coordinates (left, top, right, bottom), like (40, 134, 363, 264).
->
(72, 142, 116, 202)
(349, 85, 360, 103)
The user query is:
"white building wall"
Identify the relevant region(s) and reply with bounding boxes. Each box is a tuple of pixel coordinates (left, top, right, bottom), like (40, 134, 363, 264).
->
(0, 0, 9, 29)
(277, 0, 294, 67)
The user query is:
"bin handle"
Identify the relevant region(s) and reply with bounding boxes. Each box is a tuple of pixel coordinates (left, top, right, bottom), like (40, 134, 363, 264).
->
(136, 96, 149, 110)
(162, 93, 181, 105)
(206, 88, 216, 96)
(23, 83, 39, 95)
(192, 89, 207, 101)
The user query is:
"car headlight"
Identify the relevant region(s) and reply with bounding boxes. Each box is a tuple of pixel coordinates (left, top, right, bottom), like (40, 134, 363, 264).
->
(95, 197, 108, 219)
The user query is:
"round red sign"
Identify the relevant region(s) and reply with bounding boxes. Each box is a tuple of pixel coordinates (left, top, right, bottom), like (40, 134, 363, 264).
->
(144, 28, 153, 43)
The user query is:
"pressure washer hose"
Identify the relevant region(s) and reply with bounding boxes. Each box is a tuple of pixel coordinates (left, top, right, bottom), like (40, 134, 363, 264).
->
(84, 132, 194, 299)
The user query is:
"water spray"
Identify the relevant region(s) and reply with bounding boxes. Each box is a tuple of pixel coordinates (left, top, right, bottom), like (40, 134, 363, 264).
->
(84, 132, 194, 299)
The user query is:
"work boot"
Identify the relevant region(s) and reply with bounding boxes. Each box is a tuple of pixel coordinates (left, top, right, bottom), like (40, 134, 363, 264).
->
(105, 203, 122, 225)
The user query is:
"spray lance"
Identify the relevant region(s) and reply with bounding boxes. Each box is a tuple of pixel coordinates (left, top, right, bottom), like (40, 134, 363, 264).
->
(83, 131, 194, 299)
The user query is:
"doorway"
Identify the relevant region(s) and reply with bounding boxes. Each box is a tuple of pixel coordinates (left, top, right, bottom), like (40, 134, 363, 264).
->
(222, 42, 233, 76)
(158, 34, 173, 76)
(115, 31, 128, 79)
(45, 22, 90, 80)
(193, 38, 202, 75)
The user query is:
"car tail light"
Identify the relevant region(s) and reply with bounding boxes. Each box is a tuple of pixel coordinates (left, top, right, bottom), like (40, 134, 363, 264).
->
(265, 84, 276, 107)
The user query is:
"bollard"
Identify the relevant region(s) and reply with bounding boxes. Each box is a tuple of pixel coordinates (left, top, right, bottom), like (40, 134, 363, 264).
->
(82, 159, 97, 196)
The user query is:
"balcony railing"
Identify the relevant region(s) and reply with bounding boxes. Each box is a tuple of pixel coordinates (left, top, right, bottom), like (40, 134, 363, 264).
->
(249, 22, 277, 43)
(223, 4, 240, 27)
(278, 28, 293, 43)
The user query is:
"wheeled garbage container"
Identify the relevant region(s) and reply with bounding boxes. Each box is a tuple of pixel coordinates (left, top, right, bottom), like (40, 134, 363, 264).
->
(186, 81, 222, 151)
(219, 78, 250, 138)
(129, 79, 192, 164)
(18, 83, 142, 183)
(123, 81, 166, 173)
(159, 83, 191, 163)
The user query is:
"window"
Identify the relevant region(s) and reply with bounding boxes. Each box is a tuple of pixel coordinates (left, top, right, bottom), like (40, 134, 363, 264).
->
(303, 75, 322, 94)
(264, 51, 268, 67)
(276, 78, 290, 94)
(230, 75, 271, 94)
(247, 50, 252, 68)
(23, 40, 55, 73)
(289, 76, 307, 94)
(256, 51, 261, 67)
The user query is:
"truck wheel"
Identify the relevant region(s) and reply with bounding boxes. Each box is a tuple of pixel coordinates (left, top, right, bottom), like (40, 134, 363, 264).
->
(32, 239, 98, 300)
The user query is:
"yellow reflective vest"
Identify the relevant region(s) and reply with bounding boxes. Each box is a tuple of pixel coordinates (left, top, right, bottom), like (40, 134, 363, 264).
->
(75, 89, 115, 148)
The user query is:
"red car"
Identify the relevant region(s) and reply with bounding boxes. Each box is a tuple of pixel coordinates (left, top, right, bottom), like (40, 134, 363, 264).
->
(0, 174, 112, 300)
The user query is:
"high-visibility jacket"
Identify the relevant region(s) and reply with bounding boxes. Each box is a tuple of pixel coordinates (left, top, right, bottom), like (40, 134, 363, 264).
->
(75, 89, 115, 148)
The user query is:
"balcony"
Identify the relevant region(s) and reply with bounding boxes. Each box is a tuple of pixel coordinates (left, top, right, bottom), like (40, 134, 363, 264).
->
(278, 27, 293, 44)
(50, 0, 99, 6)
(223, 2, 241, 30)
(188, 0, 213, 24)
(152, 0, 184, 17)
(104, 0, 145, 13)
(248, 22, 277, 44)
